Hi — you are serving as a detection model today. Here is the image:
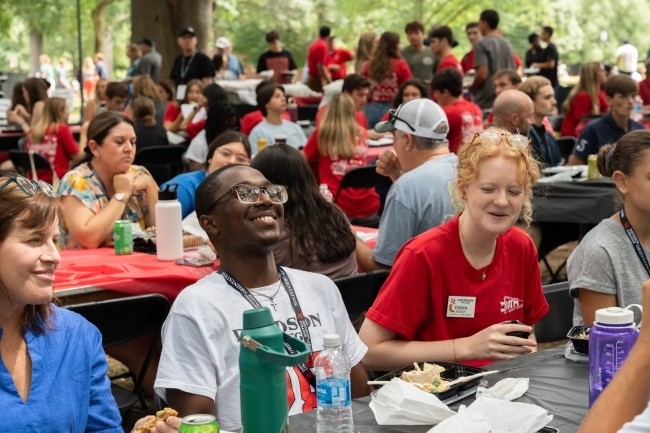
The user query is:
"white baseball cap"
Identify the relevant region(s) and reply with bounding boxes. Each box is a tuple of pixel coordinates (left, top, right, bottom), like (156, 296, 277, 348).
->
(215, 37, 231, 49)
(375, 98, 449, 140)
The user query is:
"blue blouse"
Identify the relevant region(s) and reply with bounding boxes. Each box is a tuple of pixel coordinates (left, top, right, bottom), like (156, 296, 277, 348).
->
(1, 306, 122, 432)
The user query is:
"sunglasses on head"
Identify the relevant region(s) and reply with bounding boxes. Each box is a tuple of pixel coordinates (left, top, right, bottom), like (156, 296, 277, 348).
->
(0, 176, 56, 198)
(469, 131, 530, 150)
(388, 109, 416, 132)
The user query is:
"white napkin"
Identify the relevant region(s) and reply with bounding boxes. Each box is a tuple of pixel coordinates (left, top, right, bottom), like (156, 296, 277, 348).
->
(428, 397, 553, 433)
(476, 378, 529, 401)
(369, 379, 456, 425)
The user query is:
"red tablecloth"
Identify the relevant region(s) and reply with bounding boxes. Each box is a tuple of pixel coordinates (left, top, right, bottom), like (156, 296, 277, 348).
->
(366, 145, 393, 164)
(54, 226, 378, 301)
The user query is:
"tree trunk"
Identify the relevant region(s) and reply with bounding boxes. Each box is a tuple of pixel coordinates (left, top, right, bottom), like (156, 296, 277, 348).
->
(29, 26, 43, 77)
(91, 0, 115, 79)
(131, 0, 214, 80)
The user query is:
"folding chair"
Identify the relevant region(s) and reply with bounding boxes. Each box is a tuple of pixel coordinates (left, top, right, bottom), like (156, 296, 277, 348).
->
(332, 270, 390, 320)
(65, 294, 170, 415)
(534, 282, 574, 343)
(556, 136, 576, 164)
(547, 115, 564, 133)
(134, 145, 186, 185)
(9, 150, 59, 189)
(334, 165, 391, 227)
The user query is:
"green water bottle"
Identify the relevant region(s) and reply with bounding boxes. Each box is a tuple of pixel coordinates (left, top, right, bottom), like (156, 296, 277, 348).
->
(240, 308, 310, 433)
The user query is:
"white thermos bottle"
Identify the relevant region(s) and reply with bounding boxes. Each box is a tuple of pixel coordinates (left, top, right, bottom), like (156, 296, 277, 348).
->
(155, 183, 183, 261)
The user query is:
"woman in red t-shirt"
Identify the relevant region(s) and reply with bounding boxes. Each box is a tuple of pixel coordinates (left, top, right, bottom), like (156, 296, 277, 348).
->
(561, 62, 609, 137)
(359, 128, 549, 370)
(361, 31, 412, 128)
(25, 97, 84, 185)
(304, 94, 379, 220)
(163, 79, 204, 133)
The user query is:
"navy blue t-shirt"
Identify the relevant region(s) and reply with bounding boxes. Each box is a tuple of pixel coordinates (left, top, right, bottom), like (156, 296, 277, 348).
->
(573, 113, 644, 161)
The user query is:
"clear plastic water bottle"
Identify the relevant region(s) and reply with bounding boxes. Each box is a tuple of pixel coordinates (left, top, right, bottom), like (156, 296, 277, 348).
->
(320, 184, 333, 202)
(631, 95, 644, 122)
(315, 334, 353, 433)
(588, 306, 640, 407)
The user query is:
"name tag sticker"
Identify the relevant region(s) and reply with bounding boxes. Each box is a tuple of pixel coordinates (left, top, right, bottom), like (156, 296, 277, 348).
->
(176, 84, 187, 101)
(447, 296, 476, 318)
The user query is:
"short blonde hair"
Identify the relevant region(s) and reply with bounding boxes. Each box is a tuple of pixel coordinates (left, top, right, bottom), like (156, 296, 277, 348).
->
(454, 127, 541, 225)
(518, 76, 552, 101)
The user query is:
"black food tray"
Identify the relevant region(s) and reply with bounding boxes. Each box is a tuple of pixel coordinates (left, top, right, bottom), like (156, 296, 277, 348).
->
(374, 362, 486, 401)
(567, 325, 590, 354)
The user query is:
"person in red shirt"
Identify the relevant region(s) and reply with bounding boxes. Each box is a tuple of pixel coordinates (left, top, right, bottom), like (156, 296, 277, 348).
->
(24, 97, 85, 185)
(461, 22, 482, 73)
(561, 61, 608, 137)
(328, 38, 354, 81)
(429, 25, 462, 73)
(639, 59, 650, 105)
(359, 128, 549, 370)
(306, 26, 332, 93)
(431, 68, 483, 153)
(303, 94, 379, 220)
(163, 79, 204, 132)
(377, 78, 429, 123)
(362, 31, 412, 128)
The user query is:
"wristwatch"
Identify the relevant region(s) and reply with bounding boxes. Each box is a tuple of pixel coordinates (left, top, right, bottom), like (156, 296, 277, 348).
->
(114, 192, 128, 203)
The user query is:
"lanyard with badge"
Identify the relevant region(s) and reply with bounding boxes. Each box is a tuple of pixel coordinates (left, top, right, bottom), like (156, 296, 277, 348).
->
(219, 265, 317, 389)
(176, 53, 196, 100)
(619, 207, 650, 276)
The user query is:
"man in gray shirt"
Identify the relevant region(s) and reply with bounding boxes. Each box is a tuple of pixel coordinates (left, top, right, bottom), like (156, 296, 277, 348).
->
(136, 37, 163, 83)
(401, 20, 437, 84)
(355, 98, 458, 270)
(469, 9, 516, 109)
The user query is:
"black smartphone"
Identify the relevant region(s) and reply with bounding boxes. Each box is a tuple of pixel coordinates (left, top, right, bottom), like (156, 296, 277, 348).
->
(503, 320, 531, 339)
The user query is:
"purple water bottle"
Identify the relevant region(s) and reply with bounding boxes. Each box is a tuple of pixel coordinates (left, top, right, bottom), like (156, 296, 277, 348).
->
(588, 306, 641, 406)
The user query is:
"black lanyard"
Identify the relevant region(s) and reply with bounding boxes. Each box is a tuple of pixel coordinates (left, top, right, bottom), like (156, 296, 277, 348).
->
(620, 207, 650, 276)
(180, 53, 196, 81)
(219, 266, 316, 389)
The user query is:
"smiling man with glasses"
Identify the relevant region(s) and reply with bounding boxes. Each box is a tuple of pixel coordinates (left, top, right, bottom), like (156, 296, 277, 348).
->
(355, 98, 459, 271)
(154, 164, 372, 431)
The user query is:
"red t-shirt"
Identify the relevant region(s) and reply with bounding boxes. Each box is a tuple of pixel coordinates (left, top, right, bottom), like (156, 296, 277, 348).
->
(362, 59, 412, 103)
(240, 110, 292, 136)
(561, 91, 609, 137)
(164, 103, 181, 123)
(186, 119, 206, 140)
(366, 214, 549, 367)
(303, 128, 379, 218)
(639, 79, 650, 105)
(513, 54, 522, 68)
(438, 54, 463, 74)
(328, 48, 353, 81)
(443, 99, 483, 154)
(315, 105, 367, 129)
(25, 124, 79, 184)
(461, 50, 474, 73)
(308, 38, 329, 77)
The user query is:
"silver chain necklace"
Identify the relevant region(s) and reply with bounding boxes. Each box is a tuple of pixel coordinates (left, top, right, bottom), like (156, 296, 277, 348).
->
(251, 280, 282, 311)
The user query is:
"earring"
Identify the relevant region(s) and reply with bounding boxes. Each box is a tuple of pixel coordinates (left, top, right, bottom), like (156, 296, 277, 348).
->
(461, 200, 466, 204)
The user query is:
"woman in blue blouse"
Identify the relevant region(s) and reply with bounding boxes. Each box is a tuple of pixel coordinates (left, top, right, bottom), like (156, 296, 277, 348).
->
(0, 173, 179, 432)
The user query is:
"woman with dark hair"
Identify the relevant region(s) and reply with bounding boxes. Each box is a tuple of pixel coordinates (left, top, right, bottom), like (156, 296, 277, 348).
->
(248, 84, 307, 152)
(185, 94, 239, 171)
(250, 143, 358, 279)
(180, 83, 229, 136)
(10, 82, 27, 111)
(7, 77, 49, 133)
(361, 31, 412, 128)
(0, 172, 124, 431)
(57, 111, 159, 250)
(568, 130, 650, 327)
(378, 78, 429, 123)
(163, 130, 251, 218)
(131, 96, 169, 150)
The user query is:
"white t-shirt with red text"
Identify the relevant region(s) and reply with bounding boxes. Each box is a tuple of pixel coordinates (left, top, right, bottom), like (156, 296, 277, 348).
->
(154, 267, 367, 432)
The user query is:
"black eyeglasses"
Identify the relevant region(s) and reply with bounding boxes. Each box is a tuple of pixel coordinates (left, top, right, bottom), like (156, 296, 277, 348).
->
(209, 184, 288, 210)
(388, 109, 416, 132)
(0, 176, 56, 198)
